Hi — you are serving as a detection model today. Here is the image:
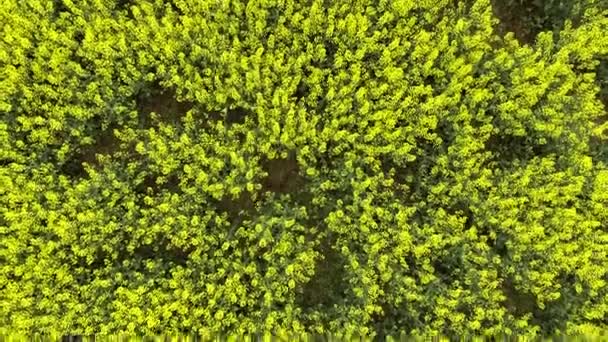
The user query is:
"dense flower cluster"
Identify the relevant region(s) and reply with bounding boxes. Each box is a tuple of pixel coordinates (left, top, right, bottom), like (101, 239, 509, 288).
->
(1, 0, 607, 337)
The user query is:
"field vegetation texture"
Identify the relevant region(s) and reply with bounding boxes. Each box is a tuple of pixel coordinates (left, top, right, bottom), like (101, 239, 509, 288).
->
(1, 0, 608, 337)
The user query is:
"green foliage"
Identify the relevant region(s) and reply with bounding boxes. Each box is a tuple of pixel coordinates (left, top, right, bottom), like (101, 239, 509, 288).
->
(1, 0, 607, 337)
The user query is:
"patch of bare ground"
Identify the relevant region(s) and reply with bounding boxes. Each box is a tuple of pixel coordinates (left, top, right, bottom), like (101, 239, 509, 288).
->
(136, 83, 194, 128)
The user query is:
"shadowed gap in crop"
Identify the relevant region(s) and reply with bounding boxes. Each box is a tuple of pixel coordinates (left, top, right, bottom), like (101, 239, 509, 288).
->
(597, 59, 608, 107)
(260, 151, 305, 195)
(502, 275, 581, 334)
(296, 232, 348, 313)
(591, 59, 608, 164)
(485, 133, 554, 168)
(490, 0, 582, 45)
(60, 123, 121, 179)
(135, 82, 194, 128)
(61, 81, 195, 180)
